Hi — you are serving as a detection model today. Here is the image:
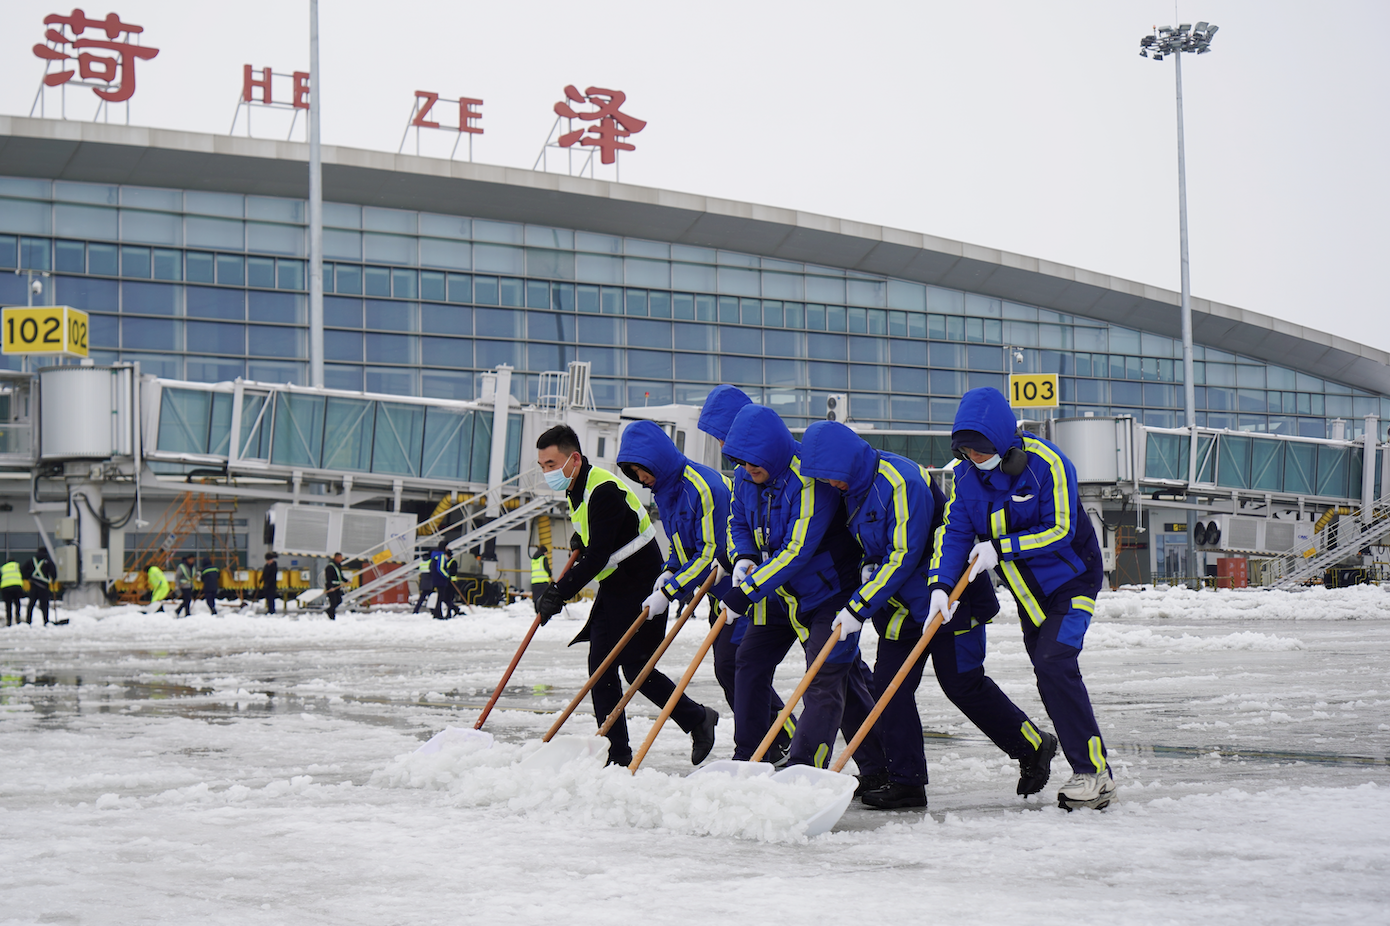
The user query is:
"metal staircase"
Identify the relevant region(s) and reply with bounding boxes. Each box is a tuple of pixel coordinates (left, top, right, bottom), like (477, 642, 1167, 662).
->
(1270, 496, 1390, 589)
(343, 469, 564, 607)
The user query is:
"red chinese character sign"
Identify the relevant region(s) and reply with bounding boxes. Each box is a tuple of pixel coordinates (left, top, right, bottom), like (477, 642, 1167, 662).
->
(31, 8, 158, 120)
(553, 85, 645, 164)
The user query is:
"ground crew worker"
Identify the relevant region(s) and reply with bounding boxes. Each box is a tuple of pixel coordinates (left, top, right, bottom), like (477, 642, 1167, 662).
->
(2, 558, 23, 626)
(147, 561, 170, 613)
(429, 540, 457, 620)
(720, 405, 887, 781)
(618, 419, 795, 764)
(175, 554, 196, 618)
(694, 384, 797, 762)
(801, 420, 1058, 808)
(27, 549, 55, 625)
(261, 552, 279, 614)
(929, 386, 1114, 811)
(200, 557, 219, 616)
(534, 424, 718, 768)
(413, 557, 433, 614)
(529, 545, 551, 603)
(325, 552, 346, 621)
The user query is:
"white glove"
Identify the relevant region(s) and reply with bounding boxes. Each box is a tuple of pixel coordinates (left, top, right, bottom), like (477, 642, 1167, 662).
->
(714, 562, 727, 583)
(653, 570, 674, 594)
(831, 607, 863, 639)
(732, 558, 756, 585)
(722, 607, 742, 623)
(928, 588, 959, 624)
(860, 563, 878, 585)
(642, 589, 670, 619)
(966, 540, 1000, 581)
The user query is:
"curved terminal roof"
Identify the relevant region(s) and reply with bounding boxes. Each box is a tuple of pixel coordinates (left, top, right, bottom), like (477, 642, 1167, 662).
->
(2, 114, 1386, 397)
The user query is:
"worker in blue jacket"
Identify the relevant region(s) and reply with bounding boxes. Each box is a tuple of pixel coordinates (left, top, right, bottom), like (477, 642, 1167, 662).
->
(429, 540, 457, 620)
(696, 384, 753, 446)
(618, 419, 793, 762)
(928, 387, 1114, 811)
(721, 405, 886, 780)
(800, 421, 1058, 809)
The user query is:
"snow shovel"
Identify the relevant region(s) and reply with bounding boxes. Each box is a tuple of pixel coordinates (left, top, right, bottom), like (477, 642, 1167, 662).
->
(597, 571, 718, 736)
(628, 609, 728, 773)
(519, 603, 653, 771)
(472, 548, 581, 735)
(829, 561, 975, 774)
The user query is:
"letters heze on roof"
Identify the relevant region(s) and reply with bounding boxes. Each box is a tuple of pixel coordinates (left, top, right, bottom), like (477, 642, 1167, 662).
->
(32, 8, 159, 103)
(554, 86, 646, 164)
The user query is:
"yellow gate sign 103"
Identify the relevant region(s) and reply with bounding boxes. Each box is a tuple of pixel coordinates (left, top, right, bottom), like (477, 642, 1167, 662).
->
(2, 306, 89, 358)
(1008, 373, 1058, 408)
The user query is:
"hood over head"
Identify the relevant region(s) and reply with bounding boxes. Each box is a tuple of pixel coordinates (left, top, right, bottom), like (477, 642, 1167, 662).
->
(952, 388, 1022, 457)
(723, 405, 796, 479)
(698, 385, 753, 441)
(799, 421, 879, 499)
(616, 420, 686, 502)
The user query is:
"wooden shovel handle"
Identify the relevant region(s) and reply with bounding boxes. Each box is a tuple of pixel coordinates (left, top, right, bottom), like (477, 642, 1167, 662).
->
(473, 548, 580, 731)
(629, 609, 727, 774)
(542, 604, 650, 742)
(829, 557, 977, 773)
(749, 622, 844, 763)
(598, 570, 718, 736)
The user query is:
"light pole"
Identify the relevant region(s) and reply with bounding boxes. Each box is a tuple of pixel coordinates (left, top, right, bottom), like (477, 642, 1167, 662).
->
(1141, 21, 1218, 586)
(308, 0, 324, 388)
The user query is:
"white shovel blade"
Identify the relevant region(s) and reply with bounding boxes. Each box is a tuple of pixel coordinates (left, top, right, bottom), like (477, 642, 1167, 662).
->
(686, 759, 775, 781)
(771, 765, 858, 838)
(414, 726, 494, 755)
(519, 734, 608, 772)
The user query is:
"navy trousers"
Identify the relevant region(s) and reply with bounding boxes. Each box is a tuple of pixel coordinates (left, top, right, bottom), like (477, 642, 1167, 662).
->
(712, 611, 793, 757)
(1019, 583, 1107, 775)
(872, 609, 1037, 786)
(734, 602, 885, 773)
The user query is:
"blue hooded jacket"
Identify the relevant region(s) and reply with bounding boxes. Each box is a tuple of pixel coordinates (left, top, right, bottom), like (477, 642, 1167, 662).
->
(722, 405, 858, 633)
(928, 388, 1102, 627)
(697, 384, 753, 442)
(616, 420, 732, 604)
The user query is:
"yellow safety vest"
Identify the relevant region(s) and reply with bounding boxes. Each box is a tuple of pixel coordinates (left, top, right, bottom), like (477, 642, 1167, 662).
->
(530, 556, 550, 584)
(0, 561, 21, 588)
(148, 566, 170, 600)
(570, 466, 656, 582)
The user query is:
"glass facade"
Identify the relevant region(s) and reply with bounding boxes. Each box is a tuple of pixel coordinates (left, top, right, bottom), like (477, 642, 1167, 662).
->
(4, 175, 1388, 439)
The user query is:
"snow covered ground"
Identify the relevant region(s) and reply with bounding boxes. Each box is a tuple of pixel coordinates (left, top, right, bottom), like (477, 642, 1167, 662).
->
(2, 585, 1388, 925)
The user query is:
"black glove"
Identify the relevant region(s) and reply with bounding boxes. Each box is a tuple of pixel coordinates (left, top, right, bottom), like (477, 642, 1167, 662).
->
(570, 534, 584, 552)
(536, 585, 565, 625)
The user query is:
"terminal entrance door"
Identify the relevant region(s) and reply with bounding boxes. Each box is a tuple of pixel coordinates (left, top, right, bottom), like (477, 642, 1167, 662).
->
(1154, 528, 1190, 582)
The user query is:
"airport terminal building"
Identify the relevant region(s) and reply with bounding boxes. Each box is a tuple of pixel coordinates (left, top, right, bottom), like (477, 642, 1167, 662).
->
(1, 115, 1388, 591)
(3, 116, 1387, 440)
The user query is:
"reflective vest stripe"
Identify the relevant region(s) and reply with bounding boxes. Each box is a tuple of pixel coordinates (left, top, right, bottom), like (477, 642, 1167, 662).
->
(1010, 437, 1073, 554)
(0, 562, 21, 588)
(530, 557, 549, 583)
(853, 459, 912, 614)
(668, 464, 718, 595)
(570, 466, 654, 582)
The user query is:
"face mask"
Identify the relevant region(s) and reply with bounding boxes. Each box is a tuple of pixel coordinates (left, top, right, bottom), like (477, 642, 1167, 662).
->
(544, 454, 577, 491)
(973, 454, 1002, 471)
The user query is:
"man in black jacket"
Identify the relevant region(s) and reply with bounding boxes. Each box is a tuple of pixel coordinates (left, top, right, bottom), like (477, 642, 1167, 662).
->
(534, 424, 717, 768)
(324, 552, 346, 620)
(200, 557, 219, 616)
(26, 549, 54, 626)
(261, 552, 279, 614)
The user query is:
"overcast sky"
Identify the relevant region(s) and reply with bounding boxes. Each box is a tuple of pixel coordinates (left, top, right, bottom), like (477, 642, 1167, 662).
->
(3, 0, 1387, 355)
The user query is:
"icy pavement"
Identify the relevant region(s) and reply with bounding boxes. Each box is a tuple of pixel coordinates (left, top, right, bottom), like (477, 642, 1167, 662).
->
(2, 586, 1388, 925)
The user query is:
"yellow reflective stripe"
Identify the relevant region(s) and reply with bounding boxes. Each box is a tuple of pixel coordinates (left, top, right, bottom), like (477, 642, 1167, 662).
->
(856, 460, 911, 608)
(782, 715, 796, 737)
(749, 457, 815, 590)
(884, 600, 908, 641)
(669, 465, 718, 592)
(1001, 559, 1046, 626)
(813, 742, 829, 769)
(1013, 437, 1071, 553)
(928, 459, 960, 574)
(779, 587, 808, 642)
(572, 466, 653, 581)
(990, 507, 1008, 540)
(1021, 721, 1041, 751)
(1088, 736, 1107, 774)
(1071, 595, 1096, 615)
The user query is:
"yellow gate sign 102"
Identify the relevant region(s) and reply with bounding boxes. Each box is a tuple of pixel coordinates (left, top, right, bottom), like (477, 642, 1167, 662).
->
(2, 306, 89, 358)
(1009, 373, 1058, 408)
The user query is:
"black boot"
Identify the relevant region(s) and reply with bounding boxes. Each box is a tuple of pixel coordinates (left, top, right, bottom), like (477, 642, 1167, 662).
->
(853, 771, 889, 798)
(690, 706, 718, 764)
(862, 782, 927, 810)
(1017, 731, 1059, 796)
(606, 748, 633, 768)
